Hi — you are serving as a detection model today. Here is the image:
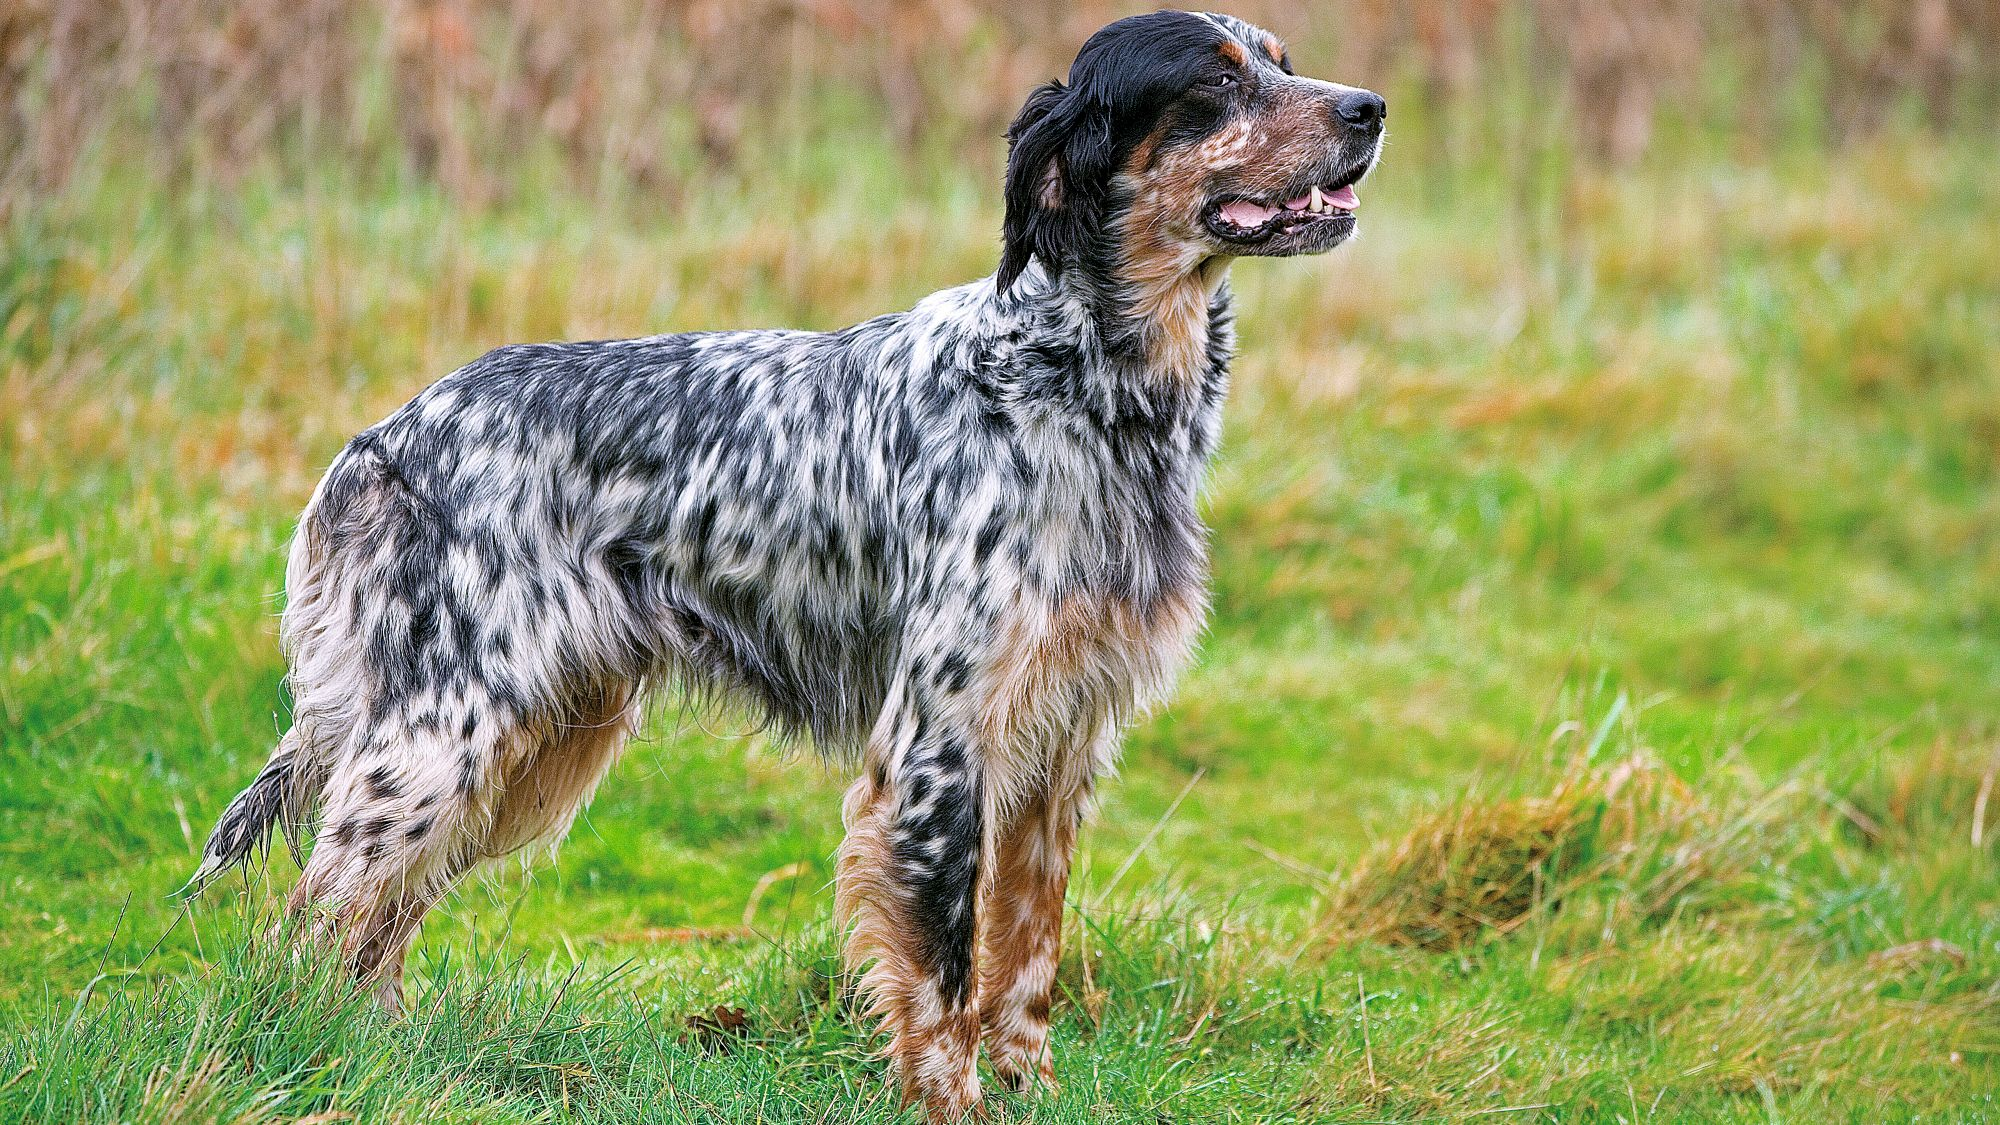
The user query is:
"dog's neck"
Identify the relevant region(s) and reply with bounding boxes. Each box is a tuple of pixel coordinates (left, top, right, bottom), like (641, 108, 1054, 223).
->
(991, 261, 1233, 434)
(999, 250, 1232, 403)
(1115, 258, 1234, 383)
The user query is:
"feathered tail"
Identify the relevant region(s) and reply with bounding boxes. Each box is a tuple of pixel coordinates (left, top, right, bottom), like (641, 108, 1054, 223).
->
(178, 733, 312, 897)
(179, 436, 385, 898)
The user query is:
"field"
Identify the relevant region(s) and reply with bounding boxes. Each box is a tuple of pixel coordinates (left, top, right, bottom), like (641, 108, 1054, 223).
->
(5, 5, 2000, 1121)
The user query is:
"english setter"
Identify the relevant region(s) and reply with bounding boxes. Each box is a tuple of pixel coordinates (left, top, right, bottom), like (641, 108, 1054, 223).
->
(193, 10, 1383, 1119)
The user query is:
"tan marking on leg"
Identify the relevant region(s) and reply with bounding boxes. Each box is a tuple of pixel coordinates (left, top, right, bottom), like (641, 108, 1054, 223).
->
(343, 886, 434, 1012)
(979, 781, 1084, 1093)
(899, 992, 983, 1121)
(978, 584, 1207, 760)
(485, 680, 637, 857)
(287, 840, 456, 1012)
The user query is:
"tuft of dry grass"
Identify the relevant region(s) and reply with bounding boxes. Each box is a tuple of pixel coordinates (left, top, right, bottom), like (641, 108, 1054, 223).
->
(1317, 753, 1797, 951)
(1320, 766, 1608, 950)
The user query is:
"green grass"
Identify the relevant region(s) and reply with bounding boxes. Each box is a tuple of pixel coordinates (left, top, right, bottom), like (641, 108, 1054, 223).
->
(3, 112, 1999, 1121)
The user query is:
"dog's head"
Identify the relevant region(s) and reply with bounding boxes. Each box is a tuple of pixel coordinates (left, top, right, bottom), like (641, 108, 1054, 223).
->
(998, 11, 1384, 293)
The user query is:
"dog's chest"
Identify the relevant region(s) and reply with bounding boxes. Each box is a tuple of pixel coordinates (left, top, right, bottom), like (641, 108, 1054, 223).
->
(977, 579, 1208, 772)
(967, 423, 1213, 761)
(1020, 416, 1211, 593)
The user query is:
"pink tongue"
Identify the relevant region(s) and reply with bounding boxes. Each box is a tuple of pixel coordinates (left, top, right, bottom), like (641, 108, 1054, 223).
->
(1220, 200, 1279, 228)
(1281, 185, 1363, 212)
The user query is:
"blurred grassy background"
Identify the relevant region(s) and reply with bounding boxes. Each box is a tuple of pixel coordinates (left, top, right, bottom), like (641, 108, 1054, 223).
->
(3, 2, 2000, 1121)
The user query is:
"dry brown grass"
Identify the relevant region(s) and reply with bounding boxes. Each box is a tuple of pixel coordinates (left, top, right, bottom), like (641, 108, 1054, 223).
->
(4, 0, 1996, 207)
(1317, 753, 1794, 950)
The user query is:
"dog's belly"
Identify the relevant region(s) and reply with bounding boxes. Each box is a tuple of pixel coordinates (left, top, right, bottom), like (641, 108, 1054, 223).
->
(569, 471, 901, 757)
(639, 561, 898, 755)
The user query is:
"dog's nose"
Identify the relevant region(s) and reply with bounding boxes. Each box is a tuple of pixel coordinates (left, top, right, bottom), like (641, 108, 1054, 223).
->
(1334, 90, 1386, 132)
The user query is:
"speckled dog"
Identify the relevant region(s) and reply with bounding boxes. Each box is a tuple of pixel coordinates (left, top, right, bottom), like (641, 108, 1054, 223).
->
(191, 10, 1383, 1119)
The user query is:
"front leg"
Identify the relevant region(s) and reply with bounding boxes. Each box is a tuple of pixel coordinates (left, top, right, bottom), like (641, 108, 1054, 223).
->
(838, 678, 986, 1120)
(979, 775, 1088, 1093)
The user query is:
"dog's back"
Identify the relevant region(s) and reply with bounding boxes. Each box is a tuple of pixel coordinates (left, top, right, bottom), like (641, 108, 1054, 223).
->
(335, 329, 911, 747)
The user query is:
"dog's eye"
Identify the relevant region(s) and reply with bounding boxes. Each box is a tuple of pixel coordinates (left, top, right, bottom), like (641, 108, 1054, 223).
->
(1203, 73, 1238, 90)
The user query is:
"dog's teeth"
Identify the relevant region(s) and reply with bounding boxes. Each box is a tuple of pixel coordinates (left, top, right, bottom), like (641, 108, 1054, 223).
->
(1310, 185, 1324, 214)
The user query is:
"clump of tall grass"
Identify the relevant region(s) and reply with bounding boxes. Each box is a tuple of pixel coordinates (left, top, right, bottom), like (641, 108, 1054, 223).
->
(1317, 752, 1794, 950)
(1317, 730, 2000, 965)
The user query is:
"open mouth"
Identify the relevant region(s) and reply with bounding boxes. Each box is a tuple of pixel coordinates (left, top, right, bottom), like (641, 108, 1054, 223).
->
(1203, 159, 1370, 244)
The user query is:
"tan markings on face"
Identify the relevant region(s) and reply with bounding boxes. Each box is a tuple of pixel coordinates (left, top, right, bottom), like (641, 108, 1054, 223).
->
(1263, 34, 1286, 65)
(1218, 38, 1248, 67)
(1115, 82, 1340, 378)
(1214, 86, 1347, 199)
(1115, 117, 1243, 378)
(1134, 89, 1347, 213)
(1127, 128, 1163, 176)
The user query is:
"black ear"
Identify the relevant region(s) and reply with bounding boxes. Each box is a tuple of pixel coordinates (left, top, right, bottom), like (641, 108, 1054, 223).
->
(997, 81, 1113, 293)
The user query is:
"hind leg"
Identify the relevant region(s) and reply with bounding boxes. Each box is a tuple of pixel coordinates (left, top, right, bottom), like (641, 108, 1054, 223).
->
(484, 681, 638, 859)
(287, 695, 519, 1010)
(289, 682, 639, 1010)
